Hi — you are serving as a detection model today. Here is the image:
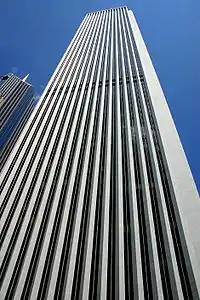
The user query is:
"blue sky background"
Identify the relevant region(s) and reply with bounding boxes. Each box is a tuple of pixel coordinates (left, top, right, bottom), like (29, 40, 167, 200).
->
(0, 0, 199, 191)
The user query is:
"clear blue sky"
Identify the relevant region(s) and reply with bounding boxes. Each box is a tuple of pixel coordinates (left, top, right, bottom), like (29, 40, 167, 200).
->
(1, 0, 200, 191)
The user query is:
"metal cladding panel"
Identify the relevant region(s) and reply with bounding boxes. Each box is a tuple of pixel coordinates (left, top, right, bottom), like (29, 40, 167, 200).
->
(0, 7, 200, 300)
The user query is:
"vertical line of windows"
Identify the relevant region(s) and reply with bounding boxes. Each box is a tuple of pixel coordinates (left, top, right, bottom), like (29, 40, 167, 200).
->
(119, 79, 135, 299)
(107, 80, 117, 300)
(88, 85, 105, 300)
(107, 11, 117, 299)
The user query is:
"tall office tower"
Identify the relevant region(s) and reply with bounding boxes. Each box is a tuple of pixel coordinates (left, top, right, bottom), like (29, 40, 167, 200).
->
(0, 74, 34, 170)
(0, 6, 200, 300)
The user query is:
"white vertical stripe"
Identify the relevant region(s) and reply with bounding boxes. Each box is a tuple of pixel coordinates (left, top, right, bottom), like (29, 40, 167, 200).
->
(114, 8, 125, 300)
(100, 9, 113, 300)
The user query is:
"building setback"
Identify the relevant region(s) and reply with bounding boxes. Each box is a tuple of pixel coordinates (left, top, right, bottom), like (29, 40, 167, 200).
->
(0, 74, 34, 170)
(0, 6, 200, 300)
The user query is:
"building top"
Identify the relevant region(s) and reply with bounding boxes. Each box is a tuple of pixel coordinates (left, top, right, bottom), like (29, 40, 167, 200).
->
(22, 74, 30, 82)
(87, 6, 128, 15)
(0, 73, 32, 87)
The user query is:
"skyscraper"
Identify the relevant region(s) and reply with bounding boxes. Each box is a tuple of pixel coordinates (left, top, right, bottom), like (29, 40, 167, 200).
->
(0, 74, 34, 170)
(0, 6, 200, 299)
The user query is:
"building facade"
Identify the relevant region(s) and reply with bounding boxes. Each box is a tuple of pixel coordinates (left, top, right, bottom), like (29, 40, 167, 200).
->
(0, 74, 34, 170)
(0, 7, 200, 300)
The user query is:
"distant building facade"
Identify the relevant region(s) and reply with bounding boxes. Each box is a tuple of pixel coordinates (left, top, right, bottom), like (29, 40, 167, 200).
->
(0, 74, 34, 169)
(0, 7, 200, 300)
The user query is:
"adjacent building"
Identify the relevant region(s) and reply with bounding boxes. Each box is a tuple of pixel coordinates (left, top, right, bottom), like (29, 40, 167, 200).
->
(0, 74, 34, 170)
(0, 7, 200, 299)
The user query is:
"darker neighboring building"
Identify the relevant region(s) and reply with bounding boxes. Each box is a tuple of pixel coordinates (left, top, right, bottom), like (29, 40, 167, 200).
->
(0, 73, 34, 170)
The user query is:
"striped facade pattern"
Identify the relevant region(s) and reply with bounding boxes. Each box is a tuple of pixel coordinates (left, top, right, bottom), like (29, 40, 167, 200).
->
(0, 7, 200, 300)
(0, 75, 34, 170)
